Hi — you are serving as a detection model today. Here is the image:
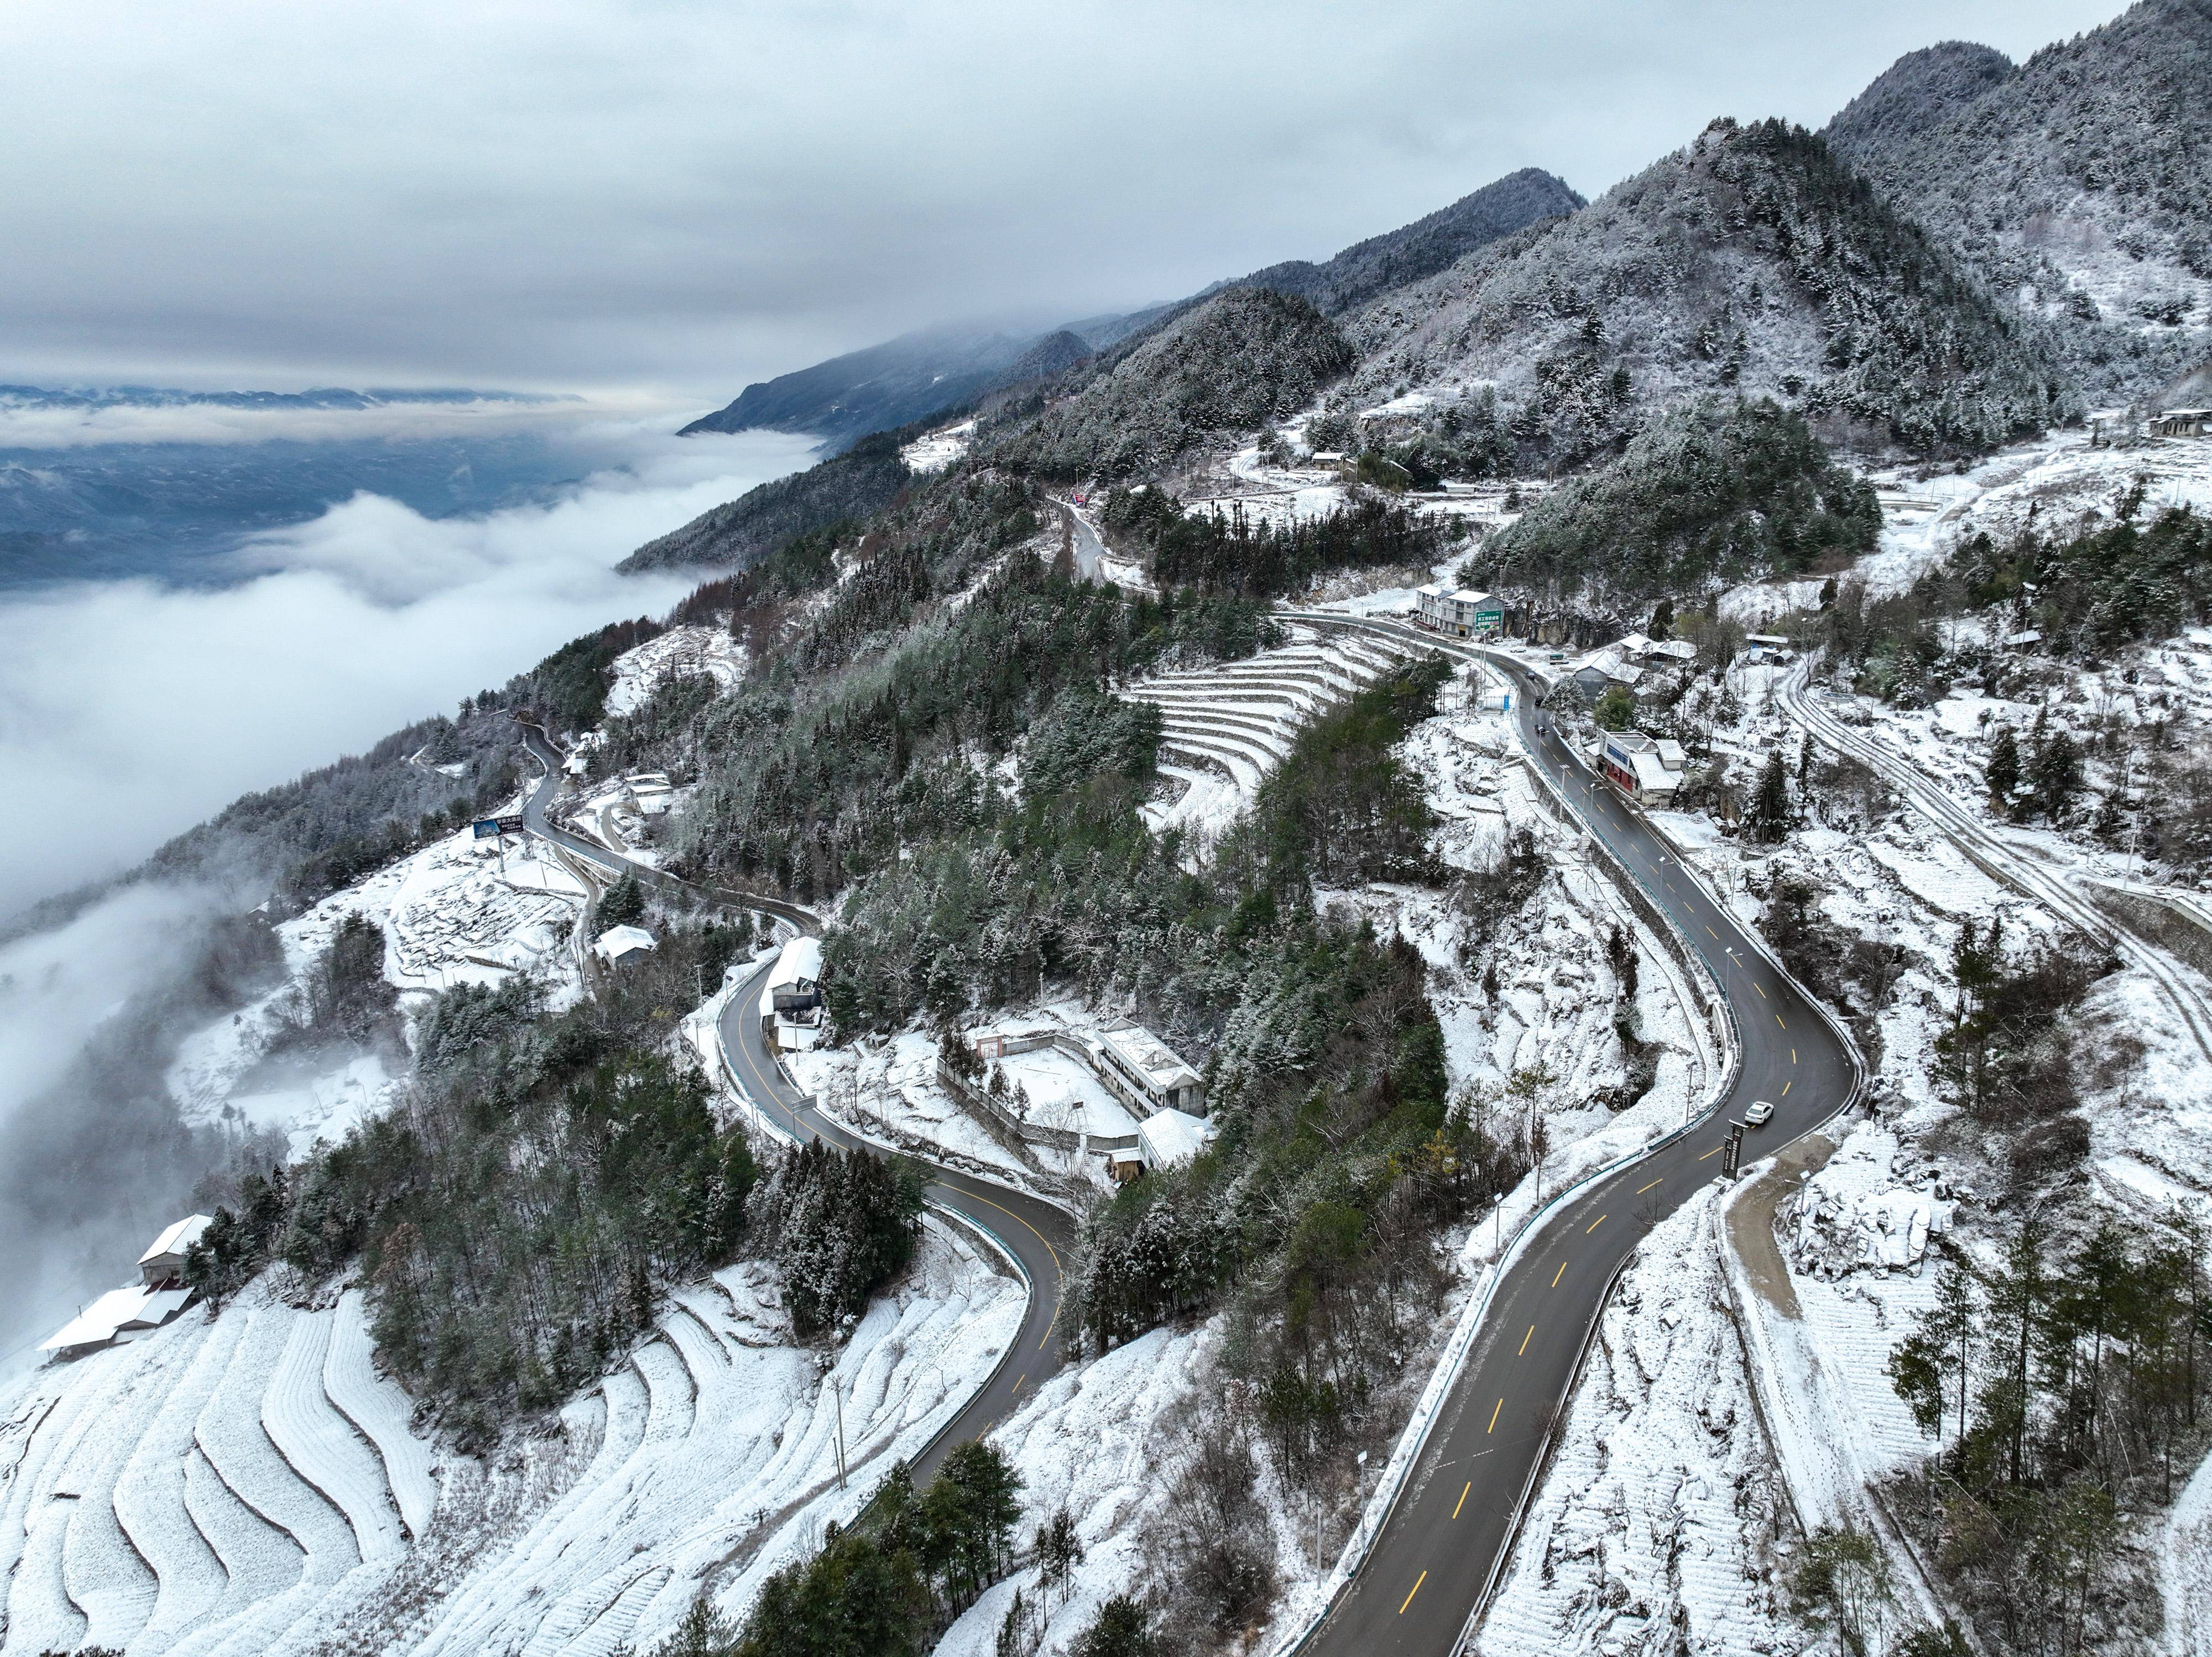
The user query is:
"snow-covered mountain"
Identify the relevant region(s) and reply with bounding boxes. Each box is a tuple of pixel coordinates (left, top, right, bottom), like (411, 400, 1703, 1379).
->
(1337, 117, 2071, 462)
(1823, 0, 2212, 403)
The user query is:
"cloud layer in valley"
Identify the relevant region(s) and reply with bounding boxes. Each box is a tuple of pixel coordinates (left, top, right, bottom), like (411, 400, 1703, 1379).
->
(0, 426, 816, 918)
(0, 0, 2132, 399)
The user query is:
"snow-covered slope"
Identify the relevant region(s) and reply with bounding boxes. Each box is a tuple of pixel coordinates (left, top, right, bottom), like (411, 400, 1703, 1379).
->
(0, 1290, 437, 1656)
(1117, 629, 1425, 838)
(0, 1221, 1019, 1656)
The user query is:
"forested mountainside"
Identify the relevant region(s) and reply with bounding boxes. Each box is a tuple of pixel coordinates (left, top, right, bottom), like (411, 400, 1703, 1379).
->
(1823, 0, 2212, 403)
(1469, 398, 1881, 604)
(1233, 167, 1584, 317)
(988, 288, 1355, 480)
(1340, 118, 2071, 463)
(679, 166, 1572, 453)
(620, 428, 912, 574)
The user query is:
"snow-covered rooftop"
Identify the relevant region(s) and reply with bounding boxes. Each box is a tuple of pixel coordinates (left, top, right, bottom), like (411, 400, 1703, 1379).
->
(137, 1212, 212, 1267)
(593, 924, 656, 963)
(1138, 1108, 1214, 1170)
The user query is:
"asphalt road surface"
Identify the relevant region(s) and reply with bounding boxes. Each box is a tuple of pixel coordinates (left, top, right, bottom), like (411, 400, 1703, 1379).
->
(514, 721, 1073, 1484)
(1285, 614, 1859, 1655)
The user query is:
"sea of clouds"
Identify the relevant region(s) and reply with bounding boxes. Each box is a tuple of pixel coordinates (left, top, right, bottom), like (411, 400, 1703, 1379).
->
(0, 413, 815, 918)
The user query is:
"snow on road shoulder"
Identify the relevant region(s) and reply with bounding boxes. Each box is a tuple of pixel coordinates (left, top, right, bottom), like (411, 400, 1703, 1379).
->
(1477, 1189, 1793, 1657)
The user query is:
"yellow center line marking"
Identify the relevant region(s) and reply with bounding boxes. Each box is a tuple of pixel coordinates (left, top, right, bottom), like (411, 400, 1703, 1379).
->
(1776, 1014, 1787, 1029)
(1754, 982, 1766, 999)
(1013, 1373, 1025, 1392)
(1782, 1080, 1791, 1096)
(1400, 1570, 1428, 1614)
(1551, 1262, 1568, 1288)
(1792, 1048, 1798, 1064)
(1637, 1177, 1663, 1194)
(1587, 1214, 1607, 1232)
(1519, 1325, 1535, 1355)
(1488, 1398, 1504, 1433)
(953, 1189, 1066, 1348)
(1453, 1481, 1471, 1519)
(1698, 1145, 1723, 1161)
(1707, 925, 1719, 939)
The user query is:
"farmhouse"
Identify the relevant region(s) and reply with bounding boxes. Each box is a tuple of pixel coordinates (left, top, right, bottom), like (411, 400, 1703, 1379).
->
(1593, 730, 1686, 807)
(2151, 408, 2212, 438)
(760, 935, 826, 1050)
(139, 1213, 212, 1288)
(39, 1215, 208, 1359)
(593, 924, 656, 965)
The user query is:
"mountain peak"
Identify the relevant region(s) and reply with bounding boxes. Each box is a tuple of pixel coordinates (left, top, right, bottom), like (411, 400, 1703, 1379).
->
(1823, 40, 2014, 159)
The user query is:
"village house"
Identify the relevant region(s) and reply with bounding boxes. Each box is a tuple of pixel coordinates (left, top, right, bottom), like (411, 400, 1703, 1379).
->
(1413, 584, 1506, 640)
(760, 934, 826, 1051)
(1593, 729, 1687, 807)
(593, 923, 656, 966)
(39, 1215, 210, 1360)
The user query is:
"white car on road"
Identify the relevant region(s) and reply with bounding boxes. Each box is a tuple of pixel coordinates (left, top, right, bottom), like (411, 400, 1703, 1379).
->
(1744, 1100, 1775, 1127)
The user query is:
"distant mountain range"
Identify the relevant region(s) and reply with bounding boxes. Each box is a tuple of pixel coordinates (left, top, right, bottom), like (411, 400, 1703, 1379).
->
(679, 169, 1582, 453)
(676, 310, 1171, 451)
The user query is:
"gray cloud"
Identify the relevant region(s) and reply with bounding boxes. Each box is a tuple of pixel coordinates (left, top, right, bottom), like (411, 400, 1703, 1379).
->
(0, 0, 2130, 400)
(0, 426, 816, 916)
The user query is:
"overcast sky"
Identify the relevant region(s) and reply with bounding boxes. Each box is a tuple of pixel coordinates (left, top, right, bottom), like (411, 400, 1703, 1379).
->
(1, 0, 2131, 403)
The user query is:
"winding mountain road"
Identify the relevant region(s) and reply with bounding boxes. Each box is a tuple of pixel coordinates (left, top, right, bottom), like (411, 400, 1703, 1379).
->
(514, 722, 1072, 1484)
(1781, 666, 2212, 1070)
(1285, 613, 1860, 1655)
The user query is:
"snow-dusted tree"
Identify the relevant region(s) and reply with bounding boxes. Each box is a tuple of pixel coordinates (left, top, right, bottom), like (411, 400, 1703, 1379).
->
(1747, 751, 1794, 843)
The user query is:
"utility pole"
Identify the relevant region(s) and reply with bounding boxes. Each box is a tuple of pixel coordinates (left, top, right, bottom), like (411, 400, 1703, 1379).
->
(833, 1376, 847, 1491)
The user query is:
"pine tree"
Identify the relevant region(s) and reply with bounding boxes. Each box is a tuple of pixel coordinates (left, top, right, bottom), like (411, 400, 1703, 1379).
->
(2032, 728, 2083, 822)
(1749, 751, 1793, 843)
(1986, 723, 2020, 811)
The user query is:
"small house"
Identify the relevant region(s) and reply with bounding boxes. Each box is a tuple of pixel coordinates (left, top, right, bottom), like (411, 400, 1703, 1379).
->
(593, 924, 656, 966)
(759, 935, 826, 1050)
(2152, 408, 2212, 438)
(139, 1214, 212, 1288)
(1138, 1109, 1215, 1171)
(1594, 730, 1686, 807)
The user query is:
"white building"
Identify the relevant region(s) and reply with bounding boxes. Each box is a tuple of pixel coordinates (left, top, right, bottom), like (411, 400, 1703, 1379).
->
(760, 935, 826, 1050)
(41, 1215, 208, 1358)
(1083, 1024, 1206, 1117)
(1593, 730, 1687, 807)
(1414, 585, 1506, 639)
(138, 1213, 212, 1288)
(593, 924, 657, 965)
(1138, 1108, 1215, 1171)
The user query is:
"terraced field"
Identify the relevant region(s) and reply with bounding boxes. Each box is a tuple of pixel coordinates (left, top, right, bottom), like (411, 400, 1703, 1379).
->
(0, 1293, 434, 1656)
(1117, 628, 1428, 835)
(0, 1227, 1017, 1655)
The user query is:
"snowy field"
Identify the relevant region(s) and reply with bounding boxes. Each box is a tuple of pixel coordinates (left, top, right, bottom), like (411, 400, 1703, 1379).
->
(604, 623, 748, 717)
(900, 418, 976, 475)
(0, 1224, 1019, 1656)
(1117, 627, 1427, 840)
(164, 818, 588, 1154)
